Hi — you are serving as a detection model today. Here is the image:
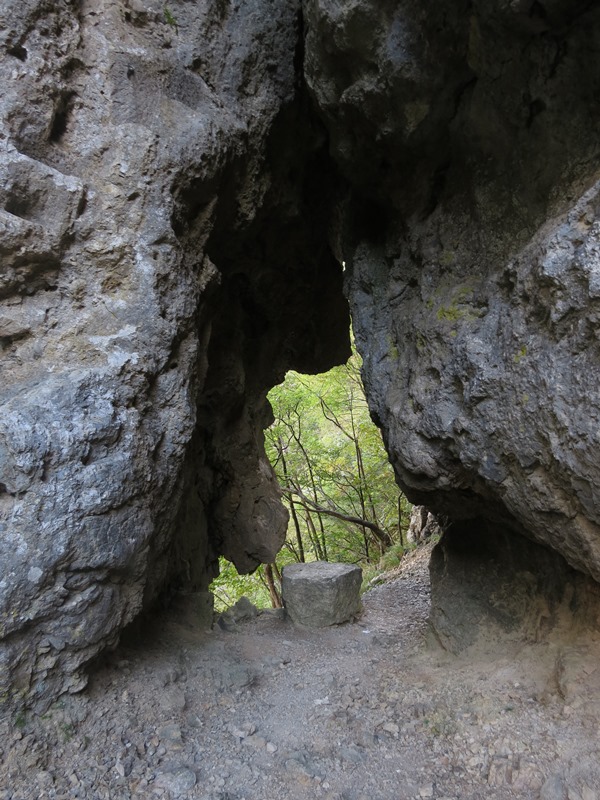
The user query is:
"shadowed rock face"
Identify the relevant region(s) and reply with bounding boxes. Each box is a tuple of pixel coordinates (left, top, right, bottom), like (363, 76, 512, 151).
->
(304, 0, 600, 611)
(0, 0, 349, 709)
(429, 520, 600, 654)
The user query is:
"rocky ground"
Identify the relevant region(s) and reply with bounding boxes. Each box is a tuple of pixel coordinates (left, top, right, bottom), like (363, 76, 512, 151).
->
(1, 543, 600, 800)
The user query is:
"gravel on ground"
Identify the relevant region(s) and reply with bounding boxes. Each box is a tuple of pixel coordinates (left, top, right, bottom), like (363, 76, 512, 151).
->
(2, 543, 600, 800)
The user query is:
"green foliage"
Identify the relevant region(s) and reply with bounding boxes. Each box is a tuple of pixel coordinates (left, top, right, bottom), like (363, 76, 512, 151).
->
(432, 285, 483, 329)
(210, 341, 411, 610)
(211, 558, 270, 612)
(386, 333, 399, 360)
(439, 250, 456, 267)
(381, 543, 405, 570)
(60, 722, 75, 743)
(266, 345, 408, 563)
(163, 6, 179, 33)
(513, 345, 527, 363)
(436, 304, 463, 322)
(361, 542, 407, 591)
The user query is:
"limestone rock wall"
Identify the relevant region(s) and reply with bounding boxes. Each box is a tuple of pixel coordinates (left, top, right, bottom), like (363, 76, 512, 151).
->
(5, 0, 600, 705)
(304, 0, 600, 589)
(0, 0, 349, 709)
(429, 520, 600, 655)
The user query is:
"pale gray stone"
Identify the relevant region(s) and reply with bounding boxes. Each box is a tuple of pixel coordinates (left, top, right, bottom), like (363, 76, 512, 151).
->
(282, 562, 362, 627)
(154, 767, 197, 795)
(216, 595, 260, 629)
(541, 775, 568, 800)
(407, 507, 443, 544)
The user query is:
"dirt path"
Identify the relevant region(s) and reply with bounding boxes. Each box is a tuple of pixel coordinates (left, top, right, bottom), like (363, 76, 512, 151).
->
(2, 545, 600, 800)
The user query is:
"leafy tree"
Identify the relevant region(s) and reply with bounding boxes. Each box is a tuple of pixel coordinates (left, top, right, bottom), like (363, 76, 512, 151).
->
(211, 558, 270, 611)
(265, 344, 409, 570)
(211, 343, 411, 610)
(212, 560, 283, 612)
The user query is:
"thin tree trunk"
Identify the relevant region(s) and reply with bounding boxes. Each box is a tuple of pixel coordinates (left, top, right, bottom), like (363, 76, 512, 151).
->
(398, 496, 405, 547)
(264, 564, 283, 608)
(304, 507, 325, 561)
(290, 428, 329, 560)
(284, 485, 391, 548)
(320, 391, 392, 557)
(278, 436, 305, 562)
(288, 498, 306, 563)
(350, 400, 385, 557)
(272, 562, 283, 584)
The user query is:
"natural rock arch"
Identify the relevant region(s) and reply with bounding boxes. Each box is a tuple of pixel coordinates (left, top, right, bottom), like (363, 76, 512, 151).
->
(1, 0, 600, 710)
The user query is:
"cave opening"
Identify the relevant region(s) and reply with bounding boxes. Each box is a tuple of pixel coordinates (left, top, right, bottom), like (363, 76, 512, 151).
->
(209, 340, 413, 614)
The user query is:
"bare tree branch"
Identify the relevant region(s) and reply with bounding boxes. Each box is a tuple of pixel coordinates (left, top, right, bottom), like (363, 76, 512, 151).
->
(282, 485, 392, 548)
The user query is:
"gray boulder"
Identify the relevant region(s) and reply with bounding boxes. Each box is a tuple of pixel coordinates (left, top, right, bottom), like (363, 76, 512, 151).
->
(282, 562, 362, 627)
(216, 596, 260, 631)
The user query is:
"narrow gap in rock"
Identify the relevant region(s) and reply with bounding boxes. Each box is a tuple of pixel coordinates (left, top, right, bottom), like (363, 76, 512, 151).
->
(48, 92, 75, 143)
(210, 338, 417, 623)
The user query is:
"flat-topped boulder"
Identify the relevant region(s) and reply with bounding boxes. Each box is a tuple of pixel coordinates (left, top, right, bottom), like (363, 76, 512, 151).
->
(282, 561, 362, 627)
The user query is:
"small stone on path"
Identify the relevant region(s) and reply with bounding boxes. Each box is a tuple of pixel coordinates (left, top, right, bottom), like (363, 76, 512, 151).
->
(153, 767, 197, 795)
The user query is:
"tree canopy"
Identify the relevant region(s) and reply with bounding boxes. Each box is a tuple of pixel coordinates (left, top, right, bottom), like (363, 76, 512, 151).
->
(211, 344, 410, 610)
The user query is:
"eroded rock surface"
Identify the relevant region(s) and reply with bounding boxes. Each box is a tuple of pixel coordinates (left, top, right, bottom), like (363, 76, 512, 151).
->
(429, 521, 600, 654)
(0, 0, 349, 709)
(4, 0, 600, 707)
(303, 0, 600, 642)
(282, 561, 362, 627)
(406, 506, 444, 545)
